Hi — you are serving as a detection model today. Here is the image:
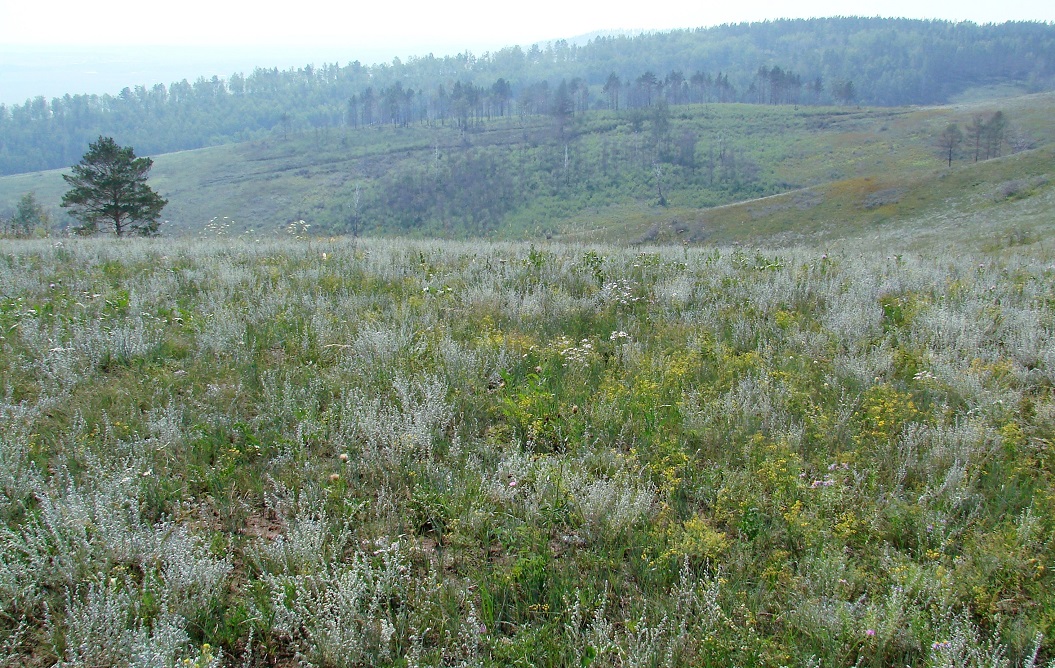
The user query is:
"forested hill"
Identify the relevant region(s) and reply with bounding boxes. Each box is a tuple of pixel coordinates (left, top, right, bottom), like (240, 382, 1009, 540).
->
(2, 17, 1054, 176)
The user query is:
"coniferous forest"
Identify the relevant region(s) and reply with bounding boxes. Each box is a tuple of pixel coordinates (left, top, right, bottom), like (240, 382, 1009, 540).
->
(2, 17, 1054, 176)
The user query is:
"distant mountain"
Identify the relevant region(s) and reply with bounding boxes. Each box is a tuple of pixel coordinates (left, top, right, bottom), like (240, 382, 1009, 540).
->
(1, 17, 1053, 177)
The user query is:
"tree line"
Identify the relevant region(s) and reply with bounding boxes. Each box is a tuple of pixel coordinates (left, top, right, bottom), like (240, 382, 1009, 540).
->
(938, 111, 1014, 167)
(341, 66, 814, 132)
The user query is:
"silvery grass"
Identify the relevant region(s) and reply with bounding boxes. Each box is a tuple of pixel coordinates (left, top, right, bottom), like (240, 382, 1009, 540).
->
(1, 235, 1054, 665)
(2, 455, 229, 666)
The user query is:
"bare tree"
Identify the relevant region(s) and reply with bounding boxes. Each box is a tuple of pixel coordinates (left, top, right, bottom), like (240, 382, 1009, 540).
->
(603, 73, 622, 110)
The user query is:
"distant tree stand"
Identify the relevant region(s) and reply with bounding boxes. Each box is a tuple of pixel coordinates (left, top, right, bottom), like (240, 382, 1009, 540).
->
(61, 136, 167, 237)
(939, 123, 963, 167)
(10, 192, 51, 237)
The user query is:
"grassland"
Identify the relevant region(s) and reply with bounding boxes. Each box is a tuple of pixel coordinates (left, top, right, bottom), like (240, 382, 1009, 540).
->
(2, 233, 1055, 666)
(2, 87, 1055, 668)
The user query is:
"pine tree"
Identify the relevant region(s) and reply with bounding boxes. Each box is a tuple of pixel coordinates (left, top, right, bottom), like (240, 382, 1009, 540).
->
(62, 136, 167, 236)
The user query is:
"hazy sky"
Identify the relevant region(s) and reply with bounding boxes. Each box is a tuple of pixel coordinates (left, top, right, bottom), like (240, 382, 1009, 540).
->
(2, 0, 1053, 51)
(1, 0, 1052, 105)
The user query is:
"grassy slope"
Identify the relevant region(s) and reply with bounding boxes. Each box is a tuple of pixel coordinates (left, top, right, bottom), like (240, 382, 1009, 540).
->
(587, 144, 1055, 252)
(559, 94, 1055, 249)
(1, 93, 1053, 245)
(0, 125, 456, 236)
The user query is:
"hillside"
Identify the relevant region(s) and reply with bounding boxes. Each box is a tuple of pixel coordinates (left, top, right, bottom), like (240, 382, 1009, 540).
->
(3, 22, 1055, 668)
(2, 92, 1054, 246)
(1, 17, 1053, 176)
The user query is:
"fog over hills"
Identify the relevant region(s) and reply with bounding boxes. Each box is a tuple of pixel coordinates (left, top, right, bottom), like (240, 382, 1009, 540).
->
(0, 40, 520, 105)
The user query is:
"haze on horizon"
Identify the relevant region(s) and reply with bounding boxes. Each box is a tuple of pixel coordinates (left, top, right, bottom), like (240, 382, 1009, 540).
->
(1, 0, 1052, 105)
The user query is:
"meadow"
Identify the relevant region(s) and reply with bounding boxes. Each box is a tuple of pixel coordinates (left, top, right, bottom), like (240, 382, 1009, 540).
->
(1, 233, 1054, 666)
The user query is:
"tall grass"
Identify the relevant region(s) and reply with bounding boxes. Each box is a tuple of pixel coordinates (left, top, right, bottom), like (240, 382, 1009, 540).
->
(1, 235, 1054, 666)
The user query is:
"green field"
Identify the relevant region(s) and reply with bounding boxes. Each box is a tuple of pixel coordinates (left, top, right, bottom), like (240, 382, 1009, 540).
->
(2, 233, 1055, 666)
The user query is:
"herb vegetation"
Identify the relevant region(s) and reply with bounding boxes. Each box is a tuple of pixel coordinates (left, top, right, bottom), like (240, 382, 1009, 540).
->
(2, 235, 1054, 666)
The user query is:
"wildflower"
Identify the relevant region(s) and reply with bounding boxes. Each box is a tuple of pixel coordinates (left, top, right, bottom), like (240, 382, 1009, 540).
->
(509, 480, 517, 488)
(865, 629, 876, 637)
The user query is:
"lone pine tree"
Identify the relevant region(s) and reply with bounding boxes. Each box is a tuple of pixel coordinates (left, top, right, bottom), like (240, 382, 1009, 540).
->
(61, 136, 167, 236)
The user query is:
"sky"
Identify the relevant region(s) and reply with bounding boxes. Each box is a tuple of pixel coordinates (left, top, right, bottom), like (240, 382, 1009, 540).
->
(1, 0, 1053, 104)
(2, 0, 1052, 49)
